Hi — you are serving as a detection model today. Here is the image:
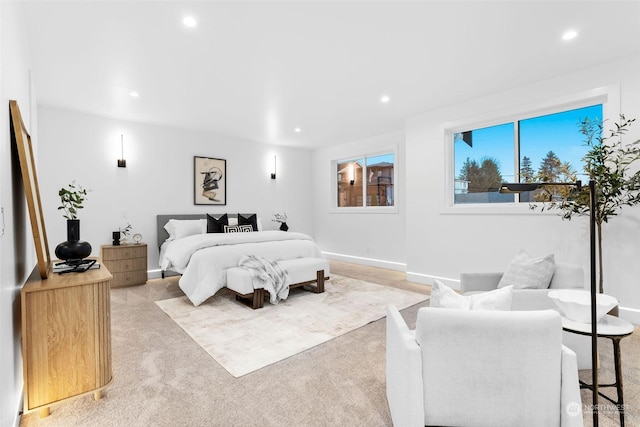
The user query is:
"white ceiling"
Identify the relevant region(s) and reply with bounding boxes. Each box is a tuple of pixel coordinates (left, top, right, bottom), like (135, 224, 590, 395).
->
(21, 1, 640, 149)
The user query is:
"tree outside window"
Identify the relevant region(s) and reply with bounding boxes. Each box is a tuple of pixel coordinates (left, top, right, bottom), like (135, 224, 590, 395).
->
(453, 104, 602, 204)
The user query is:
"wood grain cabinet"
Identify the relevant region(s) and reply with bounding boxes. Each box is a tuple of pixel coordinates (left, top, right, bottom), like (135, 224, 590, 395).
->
(21, 264, 113, 417)
(100, 243, 148, 287)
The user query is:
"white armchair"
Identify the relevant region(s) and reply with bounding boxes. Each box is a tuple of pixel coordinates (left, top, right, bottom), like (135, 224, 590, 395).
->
(386, 305, 584, 427)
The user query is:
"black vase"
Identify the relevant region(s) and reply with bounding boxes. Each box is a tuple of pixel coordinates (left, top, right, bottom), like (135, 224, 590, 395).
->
(279, 222, 289, 232)
(55, 219, 92, 262)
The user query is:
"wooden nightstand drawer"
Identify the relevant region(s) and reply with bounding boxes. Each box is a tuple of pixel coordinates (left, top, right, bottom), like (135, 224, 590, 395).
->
(111, 270, 148, 287)
(105, 257, 146, 273)
(102, 244, 147, 261)
(100, 244, 147, 287)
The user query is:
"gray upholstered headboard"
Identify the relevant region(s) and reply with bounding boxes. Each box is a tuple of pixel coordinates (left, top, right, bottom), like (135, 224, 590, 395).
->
(156, 213, 241, 249)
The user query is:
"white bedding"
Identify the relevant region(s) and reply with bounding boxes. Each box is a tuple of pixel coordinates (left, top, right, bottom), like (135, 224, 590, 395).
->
(160, 231, 321, 306)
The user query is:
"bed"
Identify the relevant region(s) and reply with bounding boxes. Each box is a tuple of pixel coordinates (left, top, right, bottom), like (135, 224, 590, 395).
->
(157, 214, 323, 306)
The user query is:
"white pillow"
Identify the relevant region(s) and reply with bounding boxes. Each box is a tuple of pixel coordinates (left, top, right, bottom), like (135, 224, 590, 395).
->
(430, 280, 513, 311)
(498, 250, 555, 290)
(164, 219, 206, 241)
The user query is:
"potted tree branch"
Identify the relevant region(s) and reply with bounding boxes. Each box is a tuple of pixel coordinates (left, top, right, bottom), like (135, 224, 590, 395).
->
(533, 115, 640, 294)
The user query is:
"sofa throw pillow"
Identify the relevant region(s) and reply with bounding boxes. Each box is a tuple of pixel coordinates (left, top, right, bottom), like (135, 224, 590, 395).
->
(498, 250, 556, 290)
(469, 285, 513, 311)
(430, 280, 513, 311)
(207, 213, 228, 233)
(430, 279, 471, 309)
(238, 213, 258, 232)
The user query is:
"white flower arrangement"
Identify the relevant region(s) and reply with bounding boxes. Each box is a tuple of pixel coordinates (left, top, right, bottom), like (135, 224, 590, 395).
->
(272, 213, 287, 224)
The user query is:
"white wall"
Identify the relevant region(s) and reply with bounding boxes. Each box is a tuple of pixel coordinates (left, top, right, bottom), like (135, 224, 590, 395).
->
(312, 131, 406, 270)
(0, 2, 37, 427)
(36, 106, 315, 277)
(405, 54, 640, 321)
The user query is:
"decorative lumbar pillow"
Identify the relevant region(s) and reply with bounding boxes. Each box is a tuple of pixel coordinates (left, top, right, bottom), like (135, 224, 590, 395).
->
(224, 225, 253, 233)
(238, 213, 258, 232)
(430, 280, 513, 311)
(498, 250, 556, 290)
(207, 213, 228, 233)
(164, 219, 206, 241)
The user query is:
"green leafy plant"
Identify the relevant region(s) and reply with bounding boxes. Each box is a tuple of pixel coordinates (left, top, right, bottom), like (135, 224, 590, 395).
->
(58, 181, 89, 220)
(532, 115, 640, 293)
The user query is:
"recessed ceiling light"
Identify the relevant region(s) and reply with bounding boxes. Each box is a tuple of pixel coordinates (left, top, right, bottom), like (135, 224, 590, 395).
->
(129, 91, 139, 98)
(380, 95, 390, 103)
(562, 30, 577, 41)
(294, 127, 302, 133)
(183, 16, 197, 28)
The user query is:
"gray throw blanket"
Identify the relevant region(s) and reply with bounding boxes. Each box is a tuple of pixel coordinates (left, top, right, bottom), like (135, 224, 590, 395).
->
(238, 255, 291, 304)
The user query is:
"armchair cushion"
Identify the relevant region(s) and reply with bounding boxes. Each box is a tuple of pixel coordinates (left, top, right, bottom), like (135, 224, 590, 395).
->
(498, 250, 556, 289)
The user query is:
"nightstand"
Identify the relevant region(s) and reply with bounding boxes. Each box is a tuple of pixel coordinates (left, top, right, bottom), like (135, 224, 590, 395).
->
(100, 243, 148, 287)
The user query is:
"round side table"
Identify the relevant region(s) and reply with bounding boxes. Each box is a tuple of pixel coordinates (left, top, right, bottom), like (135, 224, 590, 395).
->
(561, 314, 634, 426)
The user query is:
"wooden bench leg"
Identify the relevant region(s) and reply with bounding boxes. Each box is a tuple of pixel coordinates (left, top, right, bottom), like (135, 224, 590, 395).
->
(315, 270, 325, 293)
(252, 288, 265, 309)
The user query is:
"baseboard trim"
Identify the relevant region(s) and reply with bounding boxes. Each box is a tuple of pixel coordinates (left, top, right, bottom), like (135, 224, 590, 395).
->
(321, 252, 406, 272)
(13, 388, 23, 427)
(406, 271, 460, 290)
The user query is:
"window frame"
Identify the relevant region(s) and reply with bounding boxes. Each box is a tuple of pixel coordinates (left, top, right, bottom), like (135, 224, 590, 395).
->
(443, 85, 618, 215)
(331, 146, 399, 214)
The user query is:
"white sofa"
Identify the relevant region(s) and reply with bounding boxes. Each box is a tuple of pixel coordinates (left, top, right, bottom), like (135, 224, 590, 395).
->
(386, 305, 584, 427)
(460, 262, 593, 369)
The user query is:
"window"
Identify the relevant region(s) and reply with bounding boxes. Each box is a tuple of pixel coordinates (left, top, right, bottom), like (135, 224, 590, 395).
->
(337, 152, 395, 208)
(453, 104, 602, 204)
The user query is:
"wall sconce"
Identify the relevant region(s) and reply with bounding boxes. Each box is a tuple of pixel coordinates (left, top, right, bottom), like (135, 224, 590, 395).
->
(271, 155, 276, 179)
(349, 163, 355, 185)
(117, 134, 126, 168)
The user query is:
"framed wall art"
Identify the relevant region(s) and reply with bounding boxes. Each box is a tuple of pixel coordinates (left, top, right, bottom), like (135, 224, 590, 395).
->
(194, 156, 226, 205)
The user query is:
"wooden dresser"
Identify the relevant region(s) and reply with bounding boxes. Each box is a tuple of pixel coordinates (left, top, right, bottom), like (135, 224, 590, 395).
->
(100, 243, 148, 287)
(21, 263, 113, 417)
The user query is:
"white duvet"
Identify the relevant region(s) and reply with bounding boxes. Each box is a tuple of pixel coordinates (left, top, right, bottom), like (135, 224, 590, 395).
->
(160, 231, 321, 306)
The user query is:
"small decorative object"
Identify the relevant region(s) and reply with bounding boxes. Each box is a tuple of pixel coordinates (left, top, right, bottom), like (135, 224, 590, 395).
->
(119, 223, 132, 244)
(55, 181, 92, 262)
(549, 289, 618, 323)
(272, 212, 288, 231)
(194, 156, 226, 205)
(112, 231, 121, 246)
(133, 233, 142, 244)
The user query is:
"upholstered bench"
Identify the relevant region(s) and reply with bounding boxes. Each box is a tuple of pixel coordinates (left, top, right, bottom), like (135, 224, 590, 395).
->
(226, 257, 330, 309)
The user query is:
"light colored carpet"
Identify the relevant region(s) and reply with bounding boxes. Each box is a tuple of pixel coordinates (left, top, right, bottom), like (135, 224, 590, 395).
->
(155, 274, 428, 377)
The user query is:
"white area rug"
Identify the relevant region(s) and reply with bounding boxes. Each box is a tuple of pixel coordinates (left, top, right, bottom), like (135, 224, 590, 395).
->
(155, 274, 428, 377)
